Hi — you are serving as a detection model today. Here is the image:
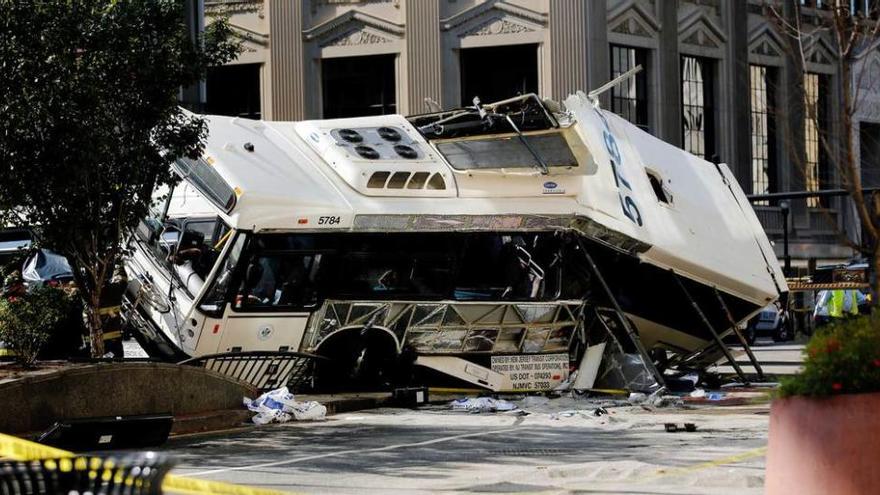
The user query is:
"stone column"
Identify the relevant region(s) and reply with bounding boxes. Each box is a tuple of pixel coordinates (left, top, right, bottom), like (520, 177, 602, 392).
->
(268, 0, 306, 120)
(656, 0, 681, 146)
(585, 0, 609, 101)
(549, 0, 593, 102)
(723, 0, 751, 188)
(781, 0, 808, 228)
(548, 0, 609, 103)
(405, 0, 443, 112)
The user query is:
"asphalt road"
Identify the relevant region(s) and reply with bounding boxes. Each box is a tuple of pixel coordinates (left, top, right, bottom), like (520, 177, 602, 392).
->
(163, 400, 769, 495)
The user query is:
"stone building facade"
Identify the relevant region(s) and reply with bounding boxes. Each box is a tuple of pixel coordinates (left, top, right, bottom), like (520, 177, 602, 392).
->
(203, 0, 880, 270)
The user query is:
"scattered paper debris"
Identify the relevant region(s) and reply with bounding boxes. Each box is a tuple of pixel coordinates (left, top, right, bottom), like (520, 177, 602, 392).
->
(450, 397, 518, 413)
(549, 407, 610, 420)
(243, 386, 327, 424)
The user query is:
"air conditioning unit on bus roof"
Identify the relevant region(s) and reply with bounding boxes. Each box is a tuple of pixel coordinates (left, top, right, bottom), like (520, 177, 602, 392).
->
(294, 117, 456, 198)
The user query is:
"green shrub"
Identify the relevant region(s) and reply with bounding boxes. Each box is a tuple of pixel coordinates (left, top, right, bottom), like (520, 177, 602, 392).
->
(0, 285, 75, 366)
(778, 312, 880, 398)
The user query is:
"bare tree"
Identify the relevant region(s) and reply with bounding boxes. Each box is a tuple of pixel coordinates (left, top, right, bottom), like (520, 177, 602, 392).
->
(768, 0, 880, 296)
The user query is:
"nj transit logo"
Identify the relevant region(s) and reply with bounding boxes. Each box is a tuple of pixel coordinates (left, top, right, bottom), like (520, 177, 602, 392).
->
(594, 110, 643, 227)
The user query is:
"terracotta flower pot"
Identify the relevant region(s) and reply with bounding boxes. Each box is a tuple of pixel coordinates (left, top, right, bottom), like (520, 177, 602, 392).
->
(765, 392, 880, 495)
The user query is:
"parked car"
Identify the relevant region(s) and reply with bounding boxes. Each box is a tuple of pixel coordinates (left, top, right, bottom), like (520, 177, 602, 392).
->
(21, 248, 74, 287)
(0, 229, 32, 282)
(1, 228, 87, 359)
(744, 302, 791, 345)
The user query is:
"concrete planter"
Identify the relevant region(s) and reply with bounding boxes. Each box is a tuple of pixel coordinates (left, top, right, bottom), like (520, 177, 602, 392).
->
(0, 362, 258, 436)
(765, 392, 880, 495)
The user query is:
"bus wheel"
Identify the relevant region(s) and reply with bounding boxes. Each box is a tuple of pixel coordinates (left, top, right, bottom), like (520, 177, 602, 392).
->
(314, 329, 400, 392)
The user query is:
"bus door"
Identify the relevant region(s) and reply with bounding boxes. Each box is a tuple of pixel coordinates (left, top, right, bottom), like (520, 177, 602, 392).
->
(215, 250, 323, 353)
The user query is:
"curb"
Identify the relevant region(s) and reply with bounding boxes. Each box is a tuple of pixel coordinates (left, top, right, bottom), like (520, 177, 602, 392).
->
(171, 409, 254, 436)
(166, 392, 396, 441)
(301, 392, 395, 415)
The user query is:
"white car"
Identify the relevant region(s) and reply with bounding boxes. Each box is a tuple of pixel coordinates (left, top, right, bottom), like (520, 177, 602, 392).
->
(745, 303, 790, 344)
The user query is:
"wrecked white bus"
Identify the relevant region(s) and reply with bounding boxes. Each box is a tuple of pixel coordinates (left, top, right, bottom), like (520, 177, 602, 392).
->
(122, 92, 785, 392)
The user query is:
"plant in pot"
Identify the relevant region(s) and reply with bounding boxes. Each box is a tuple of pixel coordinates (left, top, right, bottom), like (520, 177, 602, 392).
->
(765, 312, 880, 495)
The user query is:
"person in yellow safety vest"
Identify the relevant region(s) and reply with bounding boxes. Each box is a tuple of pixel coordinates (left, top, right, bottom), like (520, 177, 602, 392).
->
(814, 289, 865, 328)
(828, 289, 861, 318)
(96, 267, 128, 358)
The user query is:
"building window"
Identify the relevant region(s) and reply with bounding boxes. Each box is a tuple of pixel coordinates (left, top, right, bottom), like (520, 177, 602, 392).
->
(750, 65, 777, 203)
(610, 45, 649, 131)
(681, 56, 715, 160)
(322, 54, 396, 118)
(850, 1, 877, 16)
(206, 63, 262, 120)
(801, 0, 830, 9)
(460, 44, 538, 106)
(804, 72, 828, 207)
(861, 123, 880, 188)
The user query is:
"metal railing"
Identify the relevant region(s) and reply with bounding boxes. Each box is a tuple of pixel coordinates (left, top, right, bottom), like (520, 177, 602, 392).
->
(179, 351, 326, 392)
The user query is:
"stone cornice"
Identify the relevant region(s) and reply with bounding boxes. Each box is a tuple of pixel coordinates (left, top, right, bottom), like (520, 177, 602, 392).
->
(678, 8, 727, 49)
(303, 10, 404, 44)
(440, 0, 547, 32)
(748, 23, 785, 58)
(607, 0, 661, 33)
(205, 0, 262, 16)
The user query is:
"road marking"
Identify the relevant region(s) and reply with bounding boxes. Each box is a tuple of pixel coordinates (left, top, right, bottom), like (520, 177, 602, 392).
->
(649, 446, 767, 479)
(186, 426, 523, 477)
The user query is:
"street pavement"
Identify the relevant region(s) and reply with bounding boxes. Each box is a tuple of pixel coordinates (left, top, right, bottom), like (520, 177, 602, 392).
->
(163, 400, 770, 495)
(131, 338, 792, 493)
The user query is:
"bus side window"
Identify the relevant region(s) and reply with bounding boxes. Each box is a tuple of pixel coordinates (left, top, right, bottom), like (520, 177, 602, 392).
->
(234, 253, 322, 311)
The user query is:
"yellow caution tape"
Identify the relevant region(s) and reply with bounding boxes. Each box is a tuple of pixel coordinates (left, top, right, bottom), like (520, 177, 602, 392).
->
(102, 331, 122, 341)
(583, 388, 629, 395)
(428, 387, 630, 395)
(0, 433, 74, 461)
(97, 305, 122, 316)
(163, 474, 292, 495)
(0, 433, 294, 495)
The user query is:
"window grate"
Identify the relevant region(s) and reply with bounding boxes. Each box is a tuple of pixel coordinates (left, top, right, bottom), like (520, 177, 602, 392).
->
(610, 45, 649, 131)
(750, 65, 777, 205)
(804, 73, 828, 207)
(681, 56, 715, 160)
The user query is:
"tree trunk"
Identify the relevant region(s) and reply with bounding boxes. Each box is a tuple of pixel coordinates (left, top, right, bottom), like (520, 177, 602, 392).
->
(873, 246, 880, 308)
(87, 291, 105, 357)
